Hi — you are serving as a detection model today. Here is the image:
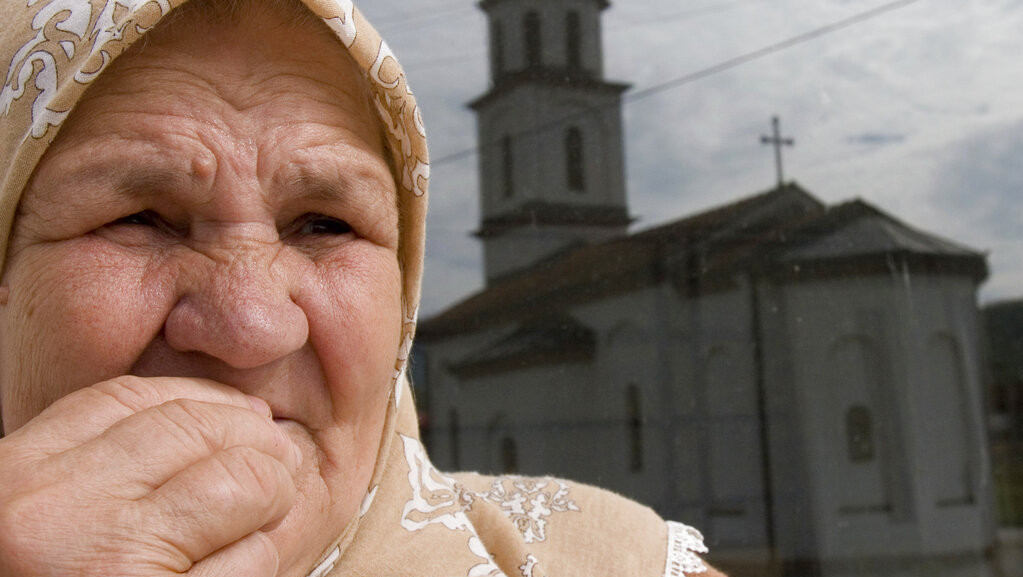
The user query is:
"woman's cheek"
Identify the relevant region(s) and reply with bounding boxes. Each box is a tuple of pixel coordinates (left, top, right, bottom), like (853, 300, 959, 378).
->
(9, 240, 175, 403)
(309, 245, 402, 397)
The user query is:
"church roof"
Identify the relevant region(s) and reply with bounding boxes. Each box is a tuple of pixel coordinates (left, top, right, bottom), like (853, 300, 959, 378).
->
(418, 184, 987, 338)
(475, 201, 633, 238)
(779, 200, 978, 261)
(446, 316, 597, 378)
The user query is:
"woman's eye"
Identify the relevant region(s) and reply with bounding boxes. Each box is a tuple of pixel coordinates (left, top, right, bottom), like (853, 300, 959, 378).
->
(297, 215, 353, 236)
(109, 210, 161, 228)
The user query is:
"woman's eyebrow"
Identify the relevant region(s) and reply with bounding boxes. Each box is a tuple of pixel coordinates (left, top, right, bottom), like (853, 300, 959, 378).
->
(285, 172, 351, 204)
(114, 167, 198, 200)
(281, 164, 393, 206)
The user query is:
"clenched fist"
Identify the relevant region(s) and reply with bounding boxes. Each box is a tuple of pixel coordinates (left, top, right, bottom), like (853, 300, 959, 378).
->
(0, 376, 301, 576)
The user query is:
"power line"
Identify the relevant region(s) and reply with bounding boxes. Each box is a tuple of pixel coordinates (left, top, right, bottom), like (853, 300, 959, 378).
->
(390, 0, 761, 71)
(606, 0, 757, 32)
(373, 3, 478, 33)
(626, 0, 921, 102)
(430, 0, 923, 168)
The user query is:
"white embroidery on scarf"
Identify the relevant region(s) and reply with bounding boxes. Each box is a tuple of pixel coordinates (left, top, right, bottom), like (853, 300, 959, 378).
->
(663, 521, 709, 576)
(1, 0, 170, 139)
(73, 0, 171, 83)
(359, 484, 379, 518)
(518, 554, 540, 577)
(394, 336, 412, 402)
(306, 544, 341, 577)
(368, 40, 400, 90)
(471, 476, 580, 544)
(400, 435, 507, 577)
(321, 0, 356, 48)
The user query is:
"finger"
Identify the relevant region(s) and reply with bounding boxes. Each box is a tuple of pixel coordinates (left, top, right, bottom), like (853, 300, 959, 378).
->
(49, 399, 300, 498)
(138, 445, 297, 564)
(13, 376, 269, 453)
(188, 532, 279, 577)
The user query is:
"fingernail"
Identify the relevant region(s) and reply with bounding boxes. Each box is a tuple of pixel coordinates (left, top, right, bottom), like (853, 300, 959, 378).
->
(248, 395, 271, 417)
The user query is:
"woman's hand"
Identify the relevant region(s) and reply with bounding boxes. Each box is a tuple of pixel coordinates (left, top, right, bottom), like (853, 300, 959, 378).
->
(0, 376, 301, 576)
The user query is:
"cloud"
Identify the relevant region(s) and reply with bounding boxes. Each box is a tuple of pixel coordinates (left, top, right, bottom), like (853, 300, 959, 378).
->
(846, 133, 906, 146)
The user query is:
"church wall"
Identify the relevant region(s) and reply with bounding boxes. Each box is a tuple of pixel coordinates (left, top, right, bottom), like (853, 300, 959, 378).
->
(679, 278, 771, 552)
(896, 275, 997, 555)
(570, 285, 679, 513)
(781, 273, 995, 568)
(419, 324, 519, 470)
(590, 277, 768, 551)
(755, 278, 822, 561)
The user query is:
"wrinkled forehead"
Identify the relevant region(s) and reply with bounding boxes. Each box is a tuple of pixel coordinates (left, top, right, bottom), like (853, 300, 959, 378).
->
(43, 1, 392, 178)
(0, 0, 428, 320)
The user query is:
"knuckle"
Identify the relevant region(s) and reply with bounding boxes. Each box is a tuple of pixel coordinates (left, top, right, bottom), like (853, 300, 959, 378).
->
(91, 375, 163, 413)
(151, 399, 223, 453)
(246, 531, 280, 570)
(214, 446, 289, 508)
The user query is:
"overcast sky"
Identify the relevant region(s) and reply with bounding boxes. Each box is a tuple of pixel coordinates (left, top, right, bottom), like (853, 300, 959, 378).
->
(357, 0, 1023, 316)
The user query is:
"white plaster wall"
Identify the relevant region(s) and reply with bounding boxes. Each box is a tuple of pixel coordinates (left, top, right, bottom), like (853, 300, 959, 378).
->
(783, 274, 995, 562)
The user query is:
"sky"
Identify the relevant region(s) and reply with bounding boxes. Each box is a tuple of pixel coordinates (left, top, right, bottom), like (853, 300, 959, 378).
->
(357, 0, 1023, 316)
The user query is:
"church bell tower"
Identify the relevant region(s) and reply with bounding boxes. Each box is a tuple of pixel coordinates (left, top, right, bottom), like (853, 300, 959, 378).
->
(472, 0, 631, 283)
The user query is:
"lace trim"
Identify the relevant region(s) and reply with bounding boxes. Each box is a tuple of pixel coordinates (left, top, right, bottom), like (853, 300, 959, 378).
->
(664, 521, 709, 576)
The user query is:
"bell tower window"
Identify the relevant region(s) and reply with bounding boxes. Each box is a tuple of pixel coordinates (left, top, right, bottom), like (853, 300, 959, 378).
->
(501, 437, 518, 473)
(490, 20, 505, 81)
(566, 127, 585, 192)
(502, 135, 515, 198)
(524, 11, 542, 68)
(566, 11, 582, 70)
(627, 384, 644, 472)
(846, 405, 875, 462)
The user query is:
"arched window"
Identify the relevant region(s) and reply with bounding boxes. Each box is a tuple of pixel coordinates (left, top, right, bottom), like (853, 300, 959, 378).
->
(490, 20, 505, 80)
(627, 384, 643, 472)
(524, 11, 541, 67)
(449, 409, 461, 470)
(846, 405, 875, 462)
(501, 437, 518, 473)
(501, 135, 514, 198)
(565, 127, 585, 192)
(566, 11, 582, 69)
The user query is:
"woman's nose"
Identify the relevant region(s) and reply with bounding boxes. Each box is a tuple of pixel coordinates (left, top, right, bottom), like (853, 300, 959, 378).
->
(163, 241, 309, 370)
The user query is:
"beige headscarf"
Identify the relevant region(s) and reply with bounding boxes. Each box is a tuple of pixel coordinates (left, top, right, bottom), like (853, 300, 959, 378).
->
(0, 1, 711, 575)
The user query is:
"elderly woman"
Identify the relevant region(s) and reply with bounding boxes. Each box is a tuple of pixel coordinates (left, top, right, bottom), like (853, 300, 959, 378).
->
(0, 0, 720, 575)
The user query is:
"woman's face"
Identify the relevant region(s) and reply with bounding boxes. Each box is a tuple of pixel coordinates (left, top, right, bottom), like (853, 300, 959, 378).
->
(0, 8, 401, 574)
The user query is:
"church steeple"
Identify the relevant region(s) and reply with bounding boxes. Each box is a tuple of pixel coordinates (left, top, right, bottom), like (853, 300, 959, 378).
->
(472, 0, 631, 283)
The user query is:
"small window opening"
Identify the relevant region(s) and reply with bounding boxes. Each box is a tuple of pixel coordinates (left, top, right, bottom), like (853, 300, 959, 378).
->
(449, 409, 461, 470)
(524, 11, 542, 67)
(501, 437, 518, 473)
(490, 20, 505, 80)
(628, 384, 644, 472)
(502, 135, 515, 198)
(566, 127, 585, 192)
(566, 11, 582, 69)
(846, 405, 875, 462)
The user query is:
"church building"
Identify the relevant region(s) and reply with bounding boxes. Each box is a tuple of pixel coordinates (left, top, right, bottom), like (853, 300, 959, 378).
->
(415, 1, 997, 576)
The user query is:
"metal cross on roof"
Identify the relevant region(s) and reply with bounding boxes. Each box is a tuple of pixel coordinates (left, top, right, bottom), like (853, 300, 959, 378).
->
(760, 116, 794, 188)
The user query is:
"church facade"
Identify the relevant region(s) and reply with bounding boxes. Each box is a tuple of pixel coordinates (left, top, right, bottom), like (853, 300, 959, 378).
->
(415, 1, 997, 576)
